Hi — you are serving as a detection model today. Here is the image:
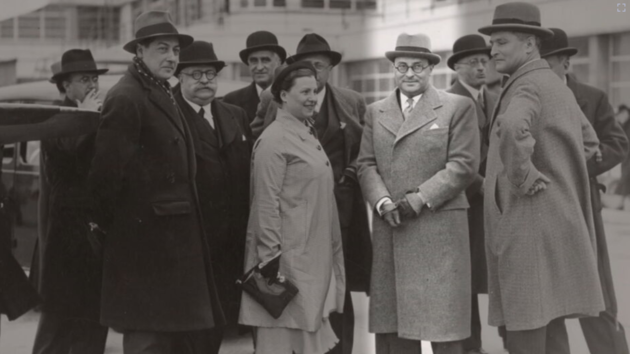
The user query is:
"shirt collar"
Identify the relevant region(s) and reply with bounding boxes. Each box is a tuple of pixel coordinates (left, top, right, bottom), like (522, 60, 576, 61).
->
(255, 84, 264, 98)
(399, 90, 422, 110)
(459, 80, 483, 102)
(563, 74, 568, 85)
(315, 86, 327, 113)
(183, 96, 212, 118)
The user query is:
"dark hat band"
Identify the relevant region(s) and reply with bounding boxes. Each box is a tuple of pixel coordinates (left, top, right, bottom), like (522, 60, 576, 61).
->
(395, 46, 431, 53)
(135, 22, 179, 39)
(492, 18, 541, 27)
(62, 61, 99, 73)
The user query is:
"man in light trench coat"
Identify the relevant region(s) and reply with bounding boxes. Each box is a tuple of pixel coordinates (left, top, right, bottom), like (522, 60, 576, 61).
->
(357, 32, 479, 354)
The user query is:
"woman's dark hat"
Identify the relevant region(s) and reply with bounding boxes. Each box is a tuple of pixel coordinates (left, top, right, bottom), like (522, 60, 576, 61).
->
(50, 49, 109, 82)
(175, 41, 226, 75)
(123, 11, 194, 54)
(447, 34, 491, 70)
(271, 61, 317, 101)
(540, 28, 578, 58)
(239, 31, 287, 65)
(285, 34, 342, 66)
(478, 2, 554, 39)
(385, 33, 441, 65)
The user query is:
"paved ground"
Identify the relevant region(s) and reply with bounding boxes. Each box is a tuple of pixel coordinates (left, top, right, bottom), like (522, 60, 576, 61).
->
(2, 208, 630, 354)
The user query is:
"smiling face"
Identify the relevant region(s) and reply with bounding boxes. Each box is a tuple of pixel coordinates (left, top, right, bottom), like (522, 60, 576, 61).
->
(248, 50, 281, 90)
(178, 65, 218, 106)
(393, 56, 433, 97)
(490, 31, 539, 75)
(280, 75, 318, 121)
(137, 36, 180, 80)
(454, 53, 489, 90)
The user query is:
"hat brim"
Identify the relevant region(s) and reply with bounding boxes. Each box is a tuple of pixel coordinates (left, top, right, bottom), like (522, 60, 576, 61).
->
(175, 60, 226, 75)
(447, 48, 491, 70)
(123, 33, 194, 54)
(239, 45, 288, 65)
(385, 51, 441, 65)
(50, 68, 109, 83)
(478, 24, 554, 39)
(286, 50, 342, 66)
(541, 47, 578, 58)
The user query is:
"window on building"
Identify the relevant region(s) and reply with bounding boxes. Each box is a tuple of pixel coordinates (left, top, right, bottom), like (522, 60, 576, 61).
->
(330, 0, 352, 9)
(430, 50, 454, 90)
(302, 0, 324, 8)
(77, 6, 120, 42)
(274, 0, 287, 6)
(18, 12, 41, 39)
(0, 19, 14, 39)
(610, 32, 630, 108)
(254, 0, 266, 6)
(44, 6, 67, 40)
(356, 0, 377, 10)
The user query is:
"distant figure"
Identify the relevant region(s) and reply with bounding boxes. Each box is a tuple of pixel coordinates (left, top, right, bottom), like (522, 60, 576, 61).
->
(616, 104, 630, 199)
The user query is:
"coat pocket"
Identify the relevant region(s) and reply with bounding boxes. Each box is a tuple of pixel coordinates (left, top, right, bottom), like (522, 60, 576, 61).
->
(280, 202, 307, 252)
(152, 201, 192, 216)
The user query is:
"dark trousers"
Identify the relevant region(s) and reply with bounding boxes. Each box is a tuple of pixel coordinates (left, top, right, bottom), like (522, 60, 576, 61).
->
(506, 317, 569, 354)
(375, 333, 463, 354)
(580, 312, 629, 354)
(124, 328, 224, 354)
(463, 295, 482, 351)
(328, 290, 354, 354)
(31, 312, 108, 354)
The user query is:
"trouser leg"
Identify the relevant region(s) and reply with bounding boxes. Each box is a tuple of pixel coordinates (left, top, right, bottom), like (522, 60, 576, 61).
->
(329, 290, 354, 354)
(123, 331, 172, 354)
(32, 312, 72, 354)
(545, 317, 570, 354)
(506, 317, 569, 354)
(432, 340, 464, 354)
(463, 295, 482, 351)
(68, 318, 109, 354)
(580, 311, 629, 354)
(374, 333, 422, 354)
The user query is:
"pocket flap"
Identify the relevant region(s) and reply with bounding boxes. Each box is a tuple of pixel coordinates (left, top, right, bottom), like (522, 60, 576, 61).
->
(152, 201, 192, 216)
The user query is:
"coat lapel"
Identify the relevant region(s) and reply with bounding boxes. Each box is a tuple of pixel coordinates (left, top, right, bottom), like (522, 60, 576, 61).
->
(213, 100, 240, 150)
(378, 91, 404, 137)
(395, 86, 440, 144)
(327, 85, 363, 166)
(450, 80, 487, 130)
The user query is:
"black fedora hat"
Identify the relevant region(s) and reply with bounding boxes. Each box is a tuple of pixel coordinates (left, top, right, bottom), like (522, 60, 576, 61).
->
(447, 34, 491, 70)
(239, 31, 287, 65)
(478, 2, 554, 39)
(540, 28, 578, 58)
(50, 49, 109, 82)
(385, 33, 441, 65)
(123, 11, 194, 54)
(285, 34, 342, 66)
(175, 41, 226, 75)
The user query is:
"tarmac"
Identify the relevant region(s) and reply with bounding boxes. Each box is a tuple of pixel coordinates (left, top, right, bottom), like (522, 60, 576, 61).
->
(2, 207, 630, 354)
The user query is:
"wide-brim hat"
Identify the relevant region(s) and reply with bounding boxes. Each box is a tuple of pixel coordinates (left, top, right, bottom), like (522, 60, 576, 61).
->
(540, 28, 577, 58)
(285, 33, 342, 66)
(385, 33, 441, 65)
(478, 2, 554, 39)
(123, 11, 194, 54)
(175, 41, 226, 75)
(50, 49, 109, 82)
(447, 34, 491, 70)
(239, 31, 287, 65)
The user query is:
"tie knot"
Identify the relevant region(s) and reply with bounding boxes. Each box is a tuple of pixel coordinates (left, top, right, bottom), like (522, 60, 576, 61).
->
(198, 107, 205, 116)
(406, 97, 414, 106)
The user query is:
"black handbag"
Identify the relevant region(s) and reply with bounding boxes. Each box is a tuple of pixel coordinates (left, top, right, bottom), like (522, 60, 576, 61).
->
(236, 251, 299, 319)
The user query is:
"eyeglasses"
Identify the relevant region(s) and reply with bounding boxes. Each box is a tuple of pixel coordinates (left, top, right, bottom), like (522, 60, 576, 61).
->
(182, 70, 217, 81)
(75, 76, 99, 84)
(456, 58, 489, 67)
(394, 63, 432, 74)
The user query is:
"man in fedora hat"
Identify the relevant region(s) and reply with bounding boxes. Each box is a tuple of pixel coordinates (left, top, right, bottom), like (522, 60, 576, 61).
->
(223, 30, 286, 122)
(31, 48, 109, 354)
(250, 32, 372, 354)
(357, 32, 480, 354)
(174, 40, 252, 353)
(88, 11, 225, 354)
(541, 27, 630, 354)
(446, 34, 498, 354)
(479, 3, 605, 353)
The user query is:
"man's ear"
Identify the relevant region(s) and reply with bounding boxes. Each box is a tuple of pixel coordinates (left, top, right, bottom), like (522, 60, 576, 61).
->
(136, 44, 144, 58)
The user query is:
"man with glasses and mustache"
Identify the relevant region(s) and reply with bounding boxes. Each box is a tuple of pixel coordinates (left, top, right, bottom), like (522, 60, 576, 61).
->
(357, 33, 479, 354)
(223, 31, 286, 122)
(174, 40, 252, 353)
(446, 34, 499, 354)
(250, 33, 372, 354)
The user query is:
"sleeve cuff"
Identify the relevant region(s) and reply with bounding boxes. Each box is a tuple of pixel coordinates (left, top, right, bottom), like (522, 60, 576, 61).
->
(375, 197, 393, 216)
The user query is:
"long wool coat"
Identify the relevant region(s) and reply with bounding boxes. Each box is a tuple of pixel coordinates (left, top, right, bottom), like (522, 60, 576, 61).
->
(357, 86, 479, 342)
(483, 59, 605, 331)
(239, 109, 346, 331)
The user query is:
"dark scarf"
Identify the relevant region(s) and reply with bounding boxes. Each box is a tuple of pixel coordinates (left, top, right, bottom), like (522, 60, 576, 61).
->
(133, 56, 176, 105)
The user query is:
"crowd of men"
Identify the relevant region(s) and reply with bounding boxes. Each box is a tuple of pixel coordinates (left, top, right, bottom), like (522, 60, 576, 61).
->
(0, 1, 629, 354)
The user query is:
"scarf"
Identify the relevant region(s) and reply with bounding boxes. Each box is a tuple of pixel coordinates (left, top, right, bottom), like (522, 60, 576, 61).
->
(133, 56, 176, 105)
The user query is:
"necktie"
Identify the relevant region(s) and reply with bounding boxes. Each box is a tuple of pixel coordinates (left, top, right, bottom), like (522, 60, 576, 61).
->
(198, 107, 214, 129)
(477, 91, 485, 111)
(403, 97, 414, 120)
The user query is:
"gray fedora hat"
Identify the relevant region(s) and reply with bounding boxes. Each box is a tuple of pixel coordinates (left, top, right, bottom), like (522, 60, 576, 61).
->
(478, 2, 554, 39)
(385, 33, 441, 65)
(123, 11, 194, 54)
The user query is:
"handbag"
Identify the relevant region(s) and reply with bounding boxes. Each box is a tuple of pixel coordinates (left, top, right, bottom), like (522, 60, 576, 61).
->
(236, 251, 299, 319)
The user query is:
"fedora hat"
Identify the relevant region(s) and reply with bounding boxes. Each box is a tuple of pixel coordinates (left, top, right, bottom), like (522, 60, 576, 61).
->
(239, 31, 287, 65)
(285, 34, 342, 66)
(478, 2, 554, 39)
(540, 28, 578, 58)
(385, 33, 441, 65)
(123, 11, 194, 54)
(447, 34, 491, 70)
(175, 41, 226, 75)
(50, 49, 108, 82)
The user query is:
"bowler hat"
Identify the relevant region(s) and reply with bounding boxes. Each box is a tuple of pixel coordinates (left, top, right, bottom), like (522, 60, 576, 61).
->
(50, 49, 109, 82)
(285, 34, 342, 66)
(478, 2, 554, 39)
(123, 11, 194, 54)
(176, 41, 226, 75)
(540, 28, 577, 58)
(447, 34, 491, 70)
(385, 33, 441, 65)
(239, 31, 287, 65)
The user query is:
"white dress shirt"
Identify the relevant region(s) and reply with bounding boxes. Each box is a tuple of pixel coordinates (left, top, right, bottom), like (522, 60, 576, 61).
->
(183, 97, 214, 129)
(315, 86, 327, 113)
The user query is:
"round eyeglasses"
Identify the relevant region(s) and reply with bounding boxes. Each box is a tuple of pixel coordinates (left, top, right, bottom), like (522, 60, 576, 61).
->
(182, 70, 217, 81)
(394, 63, 432, 74)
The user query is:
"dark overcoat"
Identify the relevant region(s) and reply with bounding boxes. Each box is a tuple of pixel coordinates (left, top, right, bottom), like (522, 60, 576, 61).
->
(88, 64, 224, 331)
(222, 82, 260, 123)
(250, 84, 372, 292)
(175, 90, 252, 325)
(567, 74, 629, 315)
(446, 80, 498, 295)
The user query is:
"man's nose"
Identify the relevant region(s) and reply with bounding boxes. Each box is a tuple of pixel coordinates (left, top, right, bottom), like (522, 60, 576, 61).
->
(199, 74, 209, 83)
(405, 68, 416, 77)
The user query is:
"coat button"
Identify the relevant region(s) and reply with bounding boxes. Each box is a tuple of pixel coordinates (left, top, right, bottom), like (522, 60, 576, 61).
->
(317, 145, 322, 150)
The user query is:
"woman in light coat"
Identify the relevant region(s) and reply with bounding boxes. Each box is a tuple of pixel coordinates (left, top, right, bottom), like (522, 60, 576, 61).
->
(239, 61, 346, 354)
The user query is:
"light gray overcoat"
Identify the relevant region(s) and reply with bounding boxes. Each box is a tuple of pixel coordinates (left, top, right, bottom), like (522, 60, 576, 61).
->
(357, 86, 480, 341)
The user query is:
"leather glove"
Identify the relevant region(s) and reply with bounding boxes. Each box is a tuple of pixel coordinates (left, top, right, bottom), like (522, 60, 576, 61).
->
(381, 202, 401, 228)
(396, 193, 424, 219)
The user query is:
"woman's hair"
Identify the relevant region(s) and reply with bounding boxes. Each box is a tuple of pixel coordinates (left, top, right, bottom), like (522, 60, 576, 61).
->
(271, 62, 317, 105)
